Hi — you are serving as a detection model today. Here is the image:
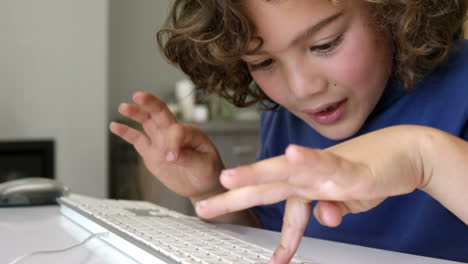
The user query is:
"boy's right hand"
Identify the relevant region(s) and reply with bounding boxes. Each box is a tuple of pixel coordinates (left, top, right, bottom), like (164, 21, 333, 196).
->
(109, 92, 225, 201)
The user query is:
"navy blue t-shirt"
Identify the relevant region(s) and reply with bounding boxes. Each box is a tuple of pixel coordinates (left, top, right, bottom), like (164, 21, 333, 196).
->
(253, 40, 468, 262)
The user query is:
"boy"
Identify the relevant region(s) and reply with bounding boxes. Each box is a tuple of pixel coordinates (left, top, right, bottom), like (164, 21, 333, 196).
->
(110, 0, 468, 263)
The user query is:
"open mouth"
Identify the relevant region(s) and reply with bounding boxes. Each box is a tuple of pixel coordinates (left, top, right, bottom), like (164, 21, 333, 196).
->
(319, 102, 341, 113)
(305, 99, 348, 125)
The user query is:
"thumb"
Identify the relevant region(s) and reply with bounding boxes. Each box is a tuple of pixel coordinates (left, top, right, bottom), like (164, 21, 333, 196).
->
(313, 201, 350, 227)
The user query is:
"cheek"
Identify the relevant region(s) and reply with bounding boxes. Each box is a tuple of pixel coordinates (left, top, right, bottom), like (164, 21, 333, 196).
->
(252, 73, 287, 105)
(334, 42, 381, 89)
(333, 30, 391, 95)
(333, 39, 391, 124)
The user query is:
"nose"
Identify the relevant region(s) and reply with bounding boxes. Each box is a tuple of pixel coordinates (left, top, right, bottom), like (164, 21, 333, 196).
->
(284, 64, 327, 98)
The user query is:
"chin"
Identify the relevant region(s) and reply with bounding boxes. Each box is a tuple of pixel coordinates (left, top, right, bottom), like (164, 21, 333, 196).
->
(319, 130, 353, 141)
(308, 121, 363, 141)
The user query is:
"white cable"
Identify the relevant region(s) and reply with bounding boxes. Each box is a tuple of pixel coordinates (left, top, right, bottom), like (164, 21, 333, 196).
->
(7, 232, 109, 264)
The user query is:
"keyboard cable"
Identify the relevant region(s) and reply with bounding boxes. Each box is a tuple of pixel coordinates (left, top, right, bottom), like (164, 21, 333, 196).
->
(7, 232, 109, 264)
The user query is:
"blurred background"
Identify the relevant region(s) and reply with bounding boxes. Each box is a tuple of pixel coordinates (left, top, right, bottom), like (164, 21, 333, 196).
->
(0, 0, 260, 215)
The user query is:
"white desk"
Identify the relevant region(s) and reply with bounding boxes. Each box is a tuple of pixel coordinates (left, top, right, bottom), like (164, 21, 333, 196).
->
(0, 205, 464, 264)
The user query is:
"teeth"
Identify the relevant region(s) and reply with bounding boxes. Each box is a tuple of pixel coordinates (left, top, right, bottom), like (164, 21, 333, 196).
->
(321, 104, 338, 112)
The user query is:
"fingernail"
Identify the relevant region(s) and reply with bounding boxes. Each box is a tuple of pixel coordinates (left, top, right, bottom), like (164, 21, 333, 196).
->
(109, 122, 116, 132)
(118, 103, 126, 112)
(196, 200, 207, 209)
(267, 257, 277, 264)
(221, 169, 235, 180)
(166, 152, 176, 162)
(132, 92, 142, 101)
(287, 144, 301, 154)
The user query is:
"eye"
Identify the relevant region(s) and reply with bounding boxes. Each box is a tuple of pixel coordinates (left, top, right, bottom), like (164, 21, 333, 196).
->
(249, 59, 274, 71)
(310, 34, 343, 55)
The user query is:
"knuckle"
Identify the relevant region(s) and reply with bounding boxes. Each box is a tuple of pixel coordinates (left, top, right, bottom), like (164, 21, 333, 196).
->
(170, 123, 185, 137)
(139, 112, 151, 122)
(286, 171, 301, 186)
(128, 132, 139, 144)
(277, 243, 295, 257)
(144, 92, 155, 99)
(183, 124, 200, 134)
(283, 215, 301, 229)
(152, 100, 165, 112)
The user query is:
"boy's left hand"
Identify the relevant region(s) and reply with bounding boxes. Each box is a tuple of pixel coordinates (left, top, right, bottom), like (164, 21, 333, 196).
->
(195, 126, 426, 264)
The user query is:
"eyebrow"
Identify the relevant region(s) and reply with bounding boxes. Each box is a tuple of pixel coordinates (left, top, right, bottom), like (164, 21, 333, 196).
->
(288, 11, 344, 49)
(246, 11, 344, 57)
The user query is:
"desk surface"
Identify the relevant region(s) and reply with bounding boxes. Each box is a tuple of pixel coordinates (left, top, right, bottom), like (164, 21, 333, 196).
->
(0, 205, 463, 264)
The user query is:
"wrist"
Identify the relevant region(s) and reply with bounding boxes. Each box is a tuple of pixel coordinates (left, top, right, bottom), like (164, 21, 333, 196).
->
(413, 126, 441, 193)
(410, 127, 434, 191)
(384, 125, 439, 192)
(415, 126, 462, 194)
(413, 126, 464, 196)
(384, 125, 429, 192)
(413, 126, 468, 223)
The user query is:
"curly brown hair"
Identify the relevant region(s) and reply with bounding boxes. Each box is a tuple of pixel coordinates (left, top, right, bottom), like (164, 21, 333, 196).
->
(157, 0, 468, 109)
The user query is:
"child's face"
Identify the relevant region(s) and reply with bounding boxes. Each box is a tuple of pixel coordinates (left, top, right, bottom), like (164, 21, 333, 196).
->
(242, 0, 393, 140)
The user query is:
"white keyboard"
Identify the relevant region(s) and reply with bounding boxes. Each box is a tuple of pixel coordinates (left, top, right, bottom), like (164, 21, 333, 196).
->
(58, 194, 318, 264)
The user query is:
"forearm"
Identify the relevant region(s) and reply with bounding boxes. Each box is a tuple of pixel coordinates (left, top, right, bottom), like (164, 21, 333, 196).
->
(416, 126, 468, 224)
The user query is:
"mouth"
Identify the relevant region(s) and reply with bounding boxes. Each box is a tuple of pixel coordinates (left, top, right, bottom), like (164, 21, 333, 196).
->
(303, 99, 348, 125)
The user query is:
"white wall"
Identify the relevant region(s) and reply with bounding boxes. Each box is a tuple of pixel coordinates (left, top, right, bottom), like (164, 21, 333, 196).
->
(0, 0, 108, 197)
(108, 0, 184, 121)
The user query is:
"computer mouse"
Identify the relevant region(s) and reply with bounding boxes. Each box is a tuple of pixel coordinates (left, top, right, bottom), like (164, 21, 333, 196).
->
(0, 177, 69, 206)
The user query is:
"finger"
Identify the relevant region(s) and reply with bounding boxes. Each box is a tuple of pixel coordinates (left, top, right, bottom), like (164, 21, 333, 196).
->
(313, 201, 348, 227)
(220, 145, 367, 201)
(109, 122, 150, 155)
(220, 155, 291, 189)
(118, 103, 150, 123)
(220, 144, 359, 191)
(164, 124, 184, 162)
(270, 199, 311, 264)
(132, 92, 177, 129)
(118, 103, 158, 137)
(285, 145, 374, 201)
(164, 124, 213, 163)
(285, 144, 351, 185)
(195, 182, 294, 219)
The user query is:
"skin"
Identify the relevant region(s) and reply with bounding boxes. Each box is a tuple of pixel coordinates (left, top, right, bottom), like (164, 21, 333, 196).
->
(110, 92, 260, 227)
(110, 1, 468, 264)
(241, 0, 393, 140)
(195, 126, 468, 264)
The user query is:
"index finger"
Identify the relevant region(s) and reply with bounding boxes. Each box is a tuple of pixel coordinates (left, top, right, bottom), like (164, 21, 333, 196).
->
(221, 145, 368, 200)
(219, 155, 291, 189)
(270, 198, 312, 264)
(219, 145, 327, 189)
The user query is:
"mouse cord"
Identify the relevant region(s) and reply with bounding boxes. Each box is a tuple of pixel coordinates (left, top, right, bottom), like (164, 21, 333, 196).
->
(7, 232, 109, 264)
